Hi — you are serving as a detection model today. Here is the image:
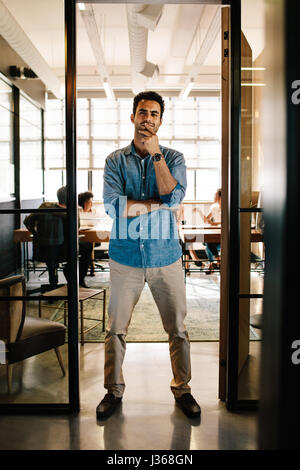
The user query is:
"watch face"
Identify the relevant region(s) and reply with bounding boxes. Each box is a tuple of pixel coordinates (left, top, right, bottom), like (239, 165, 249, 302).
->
(153, 153, 162, 161)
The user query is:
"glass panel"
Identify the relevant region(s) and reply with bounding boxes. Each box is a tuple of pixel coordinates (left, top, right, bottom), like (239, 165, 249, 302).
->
(92, 169, 104, 201)
(92, 123, 118, 139)
(159, 124, 172, 139)
(0, 77, 13, 200)
(238, 0, 266, 401)
(77, 170, 89, 193)
(93, 141, 117, 167)
(0, 4, 70, 407)
(185, 170, 195, 201)
(196, 169, 220, 201)
(19, 95, 43, 199)
(44, 170, 64, 201)
(237, 301, 262, 401)
(1, 208, 69, 404)
(77, 140, 90, 168)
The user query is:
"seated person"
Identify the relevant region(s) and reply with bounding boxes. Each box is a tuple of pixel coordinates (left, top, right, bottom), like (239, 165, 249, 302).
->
(60, 187, 93, 287)
(190, 188, 221, 274)
(203, 188, 221, 273)
(24, 186, 68, 289)
(78, 191, 96, 219)
(78, 191, 98, 278)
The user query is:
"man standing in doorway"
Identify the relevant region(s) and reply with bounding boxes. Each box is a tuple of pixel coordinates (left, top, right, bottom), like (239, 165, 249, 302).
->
(96, 91, 200, 419)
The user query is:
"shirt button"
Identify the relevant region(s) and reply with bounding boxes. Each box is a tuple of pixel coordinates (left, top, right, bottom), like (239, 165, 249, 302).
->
(142, 193, 145, 196)
(140, 228, 143, 231)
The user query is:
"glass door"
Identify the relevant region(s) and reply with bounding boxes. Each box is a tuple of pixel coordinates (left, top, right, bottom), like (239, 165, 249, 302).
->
(226, 0, 265, 409)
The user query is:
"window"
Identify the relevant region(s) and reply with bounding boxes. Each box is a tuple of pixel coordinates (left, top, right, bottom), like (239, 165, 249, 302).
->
(0, 77, 13, 200)
(19, 95, 43, 198)
(44, 95, 221, 202)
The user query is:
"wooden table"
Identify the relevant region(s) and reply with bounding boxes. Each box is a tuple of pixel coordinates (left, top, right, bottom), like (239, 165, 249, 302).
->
(180, 226, 264, 279)
(14, 228, 111, 279)
(181, 227, 263, 245)
(13, 227, 111, 244)
(40, 285, 106, 345)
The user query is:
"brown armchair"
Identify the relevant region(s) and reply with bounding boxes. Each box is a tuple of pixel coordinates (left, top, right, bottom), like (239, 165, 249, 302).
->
(0, 275, 66, 393)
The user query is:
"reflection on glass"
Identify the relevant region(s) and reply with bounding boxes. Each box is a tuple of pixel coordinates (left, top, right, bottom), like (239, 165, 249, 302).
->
(238, 298, 262, 401)
(238, 0, 265, 401)
(0, 76, 13, 200)
(20, 95, 43, 199)
(0, 285, 68, 403)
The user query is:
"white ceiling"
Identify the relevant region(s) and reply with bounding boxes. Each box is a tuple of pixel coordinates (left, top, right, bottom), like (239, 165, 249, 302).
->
(1, 0, 265, 97)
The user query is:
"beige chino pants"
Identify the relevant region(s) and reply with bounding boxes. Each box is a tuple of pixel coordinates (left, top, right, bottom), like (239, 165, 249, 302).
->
(104, 258, 192, 398)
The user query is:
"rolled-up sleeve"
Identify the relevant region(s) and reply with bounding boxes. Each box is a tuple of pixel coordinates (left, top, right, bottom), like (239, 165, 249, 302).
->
(160, 152, 187, 207)
(103, 154, 127, 218)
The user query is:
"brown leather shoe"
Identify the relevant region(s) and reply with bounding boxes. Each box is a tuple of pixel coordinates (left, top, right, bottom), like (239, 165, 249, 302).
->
(175, 393, 201, 418)
(96, 393, 122, 419)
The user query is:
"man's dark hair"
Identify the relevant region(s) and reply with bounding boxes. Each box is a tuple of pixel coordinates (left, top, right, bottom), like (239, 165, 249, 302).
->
(57, 186, 67, 205)
(133, 91, 165, 118)
(78, 191, 94, 208)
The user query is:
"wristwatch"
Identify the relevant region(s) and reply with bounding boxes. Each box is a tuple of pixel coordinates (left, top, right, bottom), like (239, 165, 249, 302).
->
(152, 153, 164, 162)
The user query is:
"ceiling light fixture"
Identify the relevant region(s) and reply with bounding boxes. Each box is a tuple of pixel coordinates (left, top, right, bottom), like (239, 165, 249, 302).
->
(180, 79, 194, 100)
(78, 3, 86, 11)
(241, 67, 266, 71)
(241, 83, 266, 87)
(103, 79, 114, 100)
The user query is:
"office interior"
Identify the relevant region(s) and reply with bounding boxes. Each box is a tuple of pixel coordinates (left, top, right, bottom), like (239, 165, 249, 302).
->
(0, 0, 299, 451)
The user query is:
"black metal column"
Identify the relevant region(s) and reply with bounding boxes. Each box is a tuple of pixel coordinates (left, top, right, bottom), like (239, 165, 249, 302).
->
(226, 0, 241, 410)
(259, 0, 300, 449)
(65, 0, 80, 413)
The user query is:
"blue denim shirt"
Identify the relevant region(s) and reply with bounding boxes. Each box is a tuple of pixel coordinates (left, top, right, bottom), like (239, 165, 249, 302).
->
(103, 141, 186, 268)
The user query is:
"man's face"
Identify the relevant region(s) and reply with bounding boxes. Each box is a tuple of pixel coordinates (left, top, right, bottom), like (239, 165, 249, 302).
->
(131, 99, 162, 136)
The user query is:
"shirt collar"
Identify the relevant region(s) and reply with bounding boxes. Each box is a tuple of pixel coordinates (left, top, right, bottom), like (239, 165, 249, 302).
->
(124, 140, 164, 159)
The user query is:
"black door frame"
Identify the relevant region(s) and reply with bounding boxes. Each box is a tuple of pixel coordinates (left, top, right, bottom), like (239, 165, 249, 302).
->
(0, 0, 258, 415)
(0, 0, 79, 414)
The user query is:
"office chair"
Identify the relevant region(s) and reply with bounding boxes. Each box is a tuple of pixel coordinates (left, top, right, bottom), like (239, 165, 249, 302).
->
(0, 275, 66, 394)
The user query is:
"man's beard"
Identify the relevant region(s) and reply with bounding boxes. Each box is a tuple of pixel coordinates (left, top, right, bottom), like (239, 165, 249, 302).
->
(137, 122, 158, 135)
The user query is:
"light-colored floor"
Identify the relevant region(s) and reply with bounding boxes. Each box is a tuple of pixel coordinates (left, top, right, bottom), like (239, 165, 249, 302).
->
(0, 342, 258, 450)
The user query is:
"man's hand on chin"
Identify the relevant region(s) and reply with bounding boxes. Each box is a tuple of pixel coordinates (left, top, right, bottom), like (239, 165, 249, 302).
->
(139, 124, 161, 156)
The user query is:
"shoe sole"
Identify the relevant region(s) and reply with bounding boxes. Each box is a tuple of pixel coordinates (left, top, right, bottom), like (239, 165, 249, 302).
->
(175, 402, 201, 418)
(96, 401, 122, 419)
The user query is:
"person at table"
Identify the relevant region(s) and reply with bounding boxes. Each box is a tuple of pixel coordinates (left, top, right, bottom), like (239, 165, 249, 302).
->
(78, 191, 97, 277)
(203, 188, 221, 273)
(96, 90, 201, 420)
(24, 186, 93, 289)
(190, 188, 221, 274)
(23, 186, 68, 289)
(78, 191, 96, 218)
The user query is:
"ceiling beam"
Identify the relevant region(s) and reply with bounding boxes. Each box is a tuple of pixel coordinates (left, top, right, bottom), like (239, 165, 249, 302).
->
(179, 5, 221, 98)
(80, 4, 115, 99)
(0, 0, 62, 99)
(126, 4, 163, 94)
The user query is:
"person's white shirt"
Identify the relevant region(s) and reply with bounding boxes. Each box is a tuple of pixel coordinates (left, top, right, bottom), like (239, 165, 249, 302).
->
(79, 207, 97, 227)
(207, 202, 221, 224)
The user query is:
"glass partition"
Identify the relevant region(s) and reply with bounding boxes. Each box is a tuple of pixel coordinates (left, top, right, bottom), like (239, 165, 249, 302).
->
(0, 76, 14, 200)
(237, 0, 265, 402)
(20, 95, 43, 199)
(0, 0, 73, 411)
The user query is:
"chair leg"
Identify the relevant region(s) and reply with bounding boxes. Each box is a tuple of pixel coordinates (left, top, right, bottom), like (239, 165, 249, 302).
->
(102, 289, 106, 332)
(54, 347, 66, 376)
(64, 301, 67, 325)
(6, 364, 13, 394)
(80, 301, 84, 345)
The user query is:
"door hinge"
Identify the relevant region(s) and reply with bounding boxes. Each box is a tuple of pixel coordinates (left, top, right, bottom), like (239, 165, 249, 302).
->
(224, 48, 229, 58)
(224, 31, 229, 40)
